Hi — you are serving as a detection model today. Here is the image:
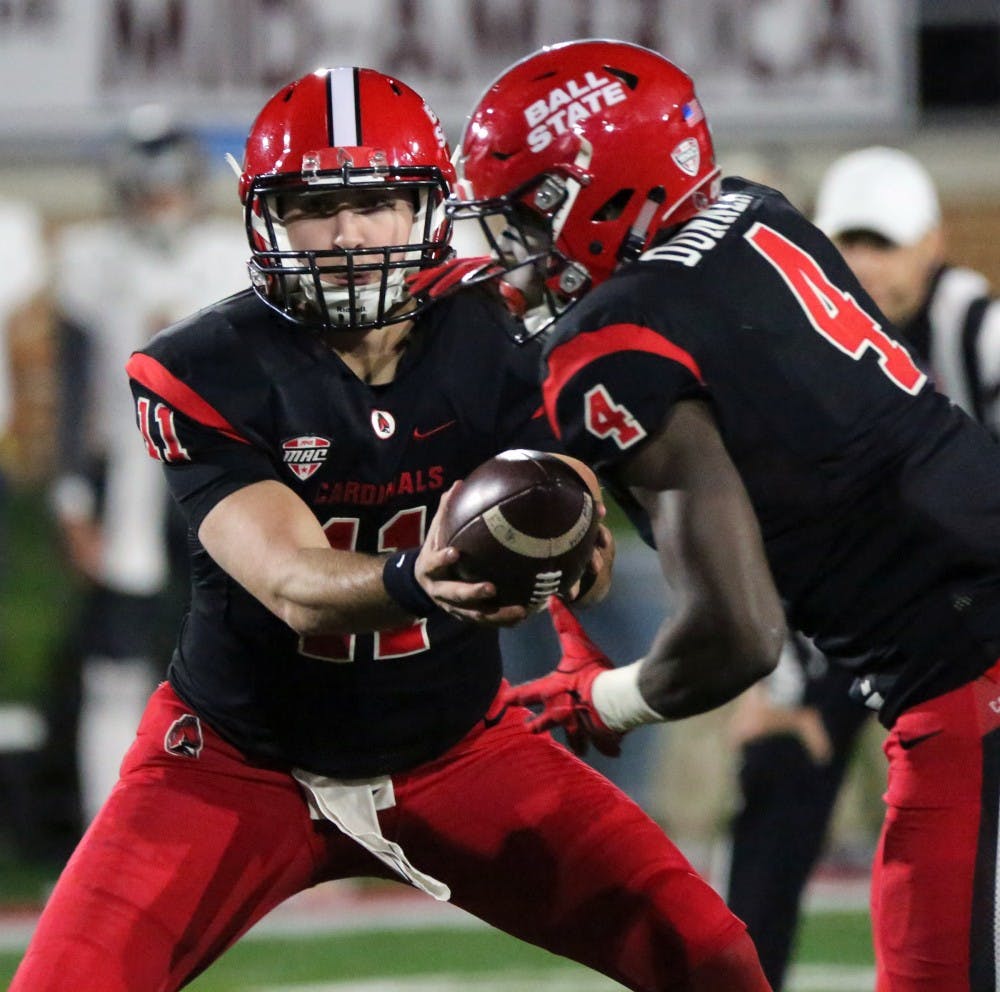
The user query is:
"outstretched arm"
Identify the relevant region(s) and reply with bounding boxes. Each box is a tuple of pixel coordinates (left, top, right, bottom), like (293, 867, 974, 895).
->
(198, 479, 523, 637)
(503, 399, 785, 750)
(611, 398, 786, 719)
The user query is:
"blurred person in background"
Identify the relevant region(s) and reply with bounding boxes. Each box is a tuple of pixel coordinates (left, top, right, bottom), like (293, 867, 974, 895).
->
(0, 199, 48, 583)
(47, 104, 247, 826)
(0, 198, 50, 855)
(726, 144, 1000, 990)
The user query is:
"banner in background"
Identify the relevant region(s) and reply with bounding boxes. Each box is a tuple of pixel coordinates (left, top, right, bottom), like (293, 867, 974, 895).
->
(0, 0, 914, 150)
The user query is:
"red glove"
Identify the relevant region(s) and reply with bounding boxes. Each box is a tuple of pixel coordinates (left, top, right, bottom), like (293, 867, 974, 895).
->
(502, 597, 623, 757)
(406, 256, 505, 300)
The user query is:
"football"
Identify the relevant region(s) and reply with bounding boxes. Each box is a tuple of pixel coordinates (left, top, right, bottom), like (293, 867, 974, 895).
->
(442, 449, 600, 610)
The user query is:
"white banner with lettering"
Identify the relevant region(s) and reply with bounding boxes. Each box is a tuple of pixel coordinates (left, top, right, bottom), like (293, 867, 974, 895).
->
(0, 0, 914, 146)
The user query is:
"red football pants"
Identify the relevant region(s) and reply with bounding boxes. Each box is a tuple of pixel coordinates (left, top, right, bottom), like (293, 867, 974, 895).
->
(11, 682, 750, 992)
(873, 658, 1000, 991)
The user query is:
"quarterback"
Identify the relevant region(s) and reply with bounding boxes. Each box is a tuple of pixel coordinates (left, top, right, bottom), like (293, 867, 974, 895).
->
(10, 66, 771, 992)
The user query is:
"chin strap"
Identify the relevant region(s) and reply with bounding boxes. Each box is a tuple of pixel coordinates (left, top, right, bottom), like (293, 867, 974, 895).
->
(301, 268, 408, 328)
(617, 187, 667, 264)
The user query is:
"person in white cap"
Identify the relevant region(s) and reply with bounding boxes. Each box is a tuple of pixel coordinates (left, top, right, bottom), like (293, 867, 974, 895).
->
(816, 146, 1000, 419)
(726, 144, 1000, 990)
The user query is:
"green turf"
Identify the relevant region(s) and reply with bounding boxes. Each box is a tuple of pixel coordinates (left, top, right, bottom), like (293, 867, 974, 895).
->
(1, 485, 79, 702)
(796, 906, 874, 965)
(0, 850, 59, 905)
(0, 909, 873, 991)
(186, 928, 578, 987)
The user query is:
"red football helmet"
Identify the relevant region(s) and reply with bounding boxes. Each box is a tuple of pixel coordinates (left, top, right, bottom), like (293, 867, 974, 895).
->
(240, 67, 455, 331)
(451, 40, 720, 332)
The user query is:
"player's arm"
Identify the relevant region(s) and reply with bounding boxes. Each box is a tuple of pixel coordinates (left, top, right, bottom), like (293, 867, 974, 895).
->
(611, 398, 785, 719)
(128, 343, 526, 635)
(503, 398, 784, 749)
(198, 478, 523, 636)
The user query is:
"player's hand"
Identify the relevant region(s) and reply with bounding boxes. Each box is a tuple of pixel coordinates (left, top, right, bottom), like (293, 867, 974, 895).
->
(502, 597, 623, 756)
(406, 256, 506, 301)
(415, 483, 528, 627)
(549, 455, 614, 606)
(568, 522, 615, 605)
(727, 683, 833, 765)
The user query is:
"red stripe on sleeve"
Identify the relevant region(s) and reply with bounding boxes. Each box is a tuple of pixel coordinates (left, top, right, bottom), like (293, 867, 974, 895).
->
(542, 324, 703, 437)
(126, 353, 250, 445)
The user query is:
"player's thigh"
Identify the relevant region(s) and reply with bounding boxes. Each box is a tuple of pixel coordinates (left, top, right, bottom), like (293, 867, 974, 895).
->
(11, 684, 322, 992)
(875, 800, 981, 992)
(874, 678, 999, 992)
(392, 708, 745, 988)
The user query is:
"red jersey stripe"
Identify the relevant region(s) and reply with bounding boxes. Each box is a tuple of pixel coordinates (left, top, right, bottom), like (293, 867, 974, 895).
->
(126, 353, 250, 445)
(542, 323, 704, 437)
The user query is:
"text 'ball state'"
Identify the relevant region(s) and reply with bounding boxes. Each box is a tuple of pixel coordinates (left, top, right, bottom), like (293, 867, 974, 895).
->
(442, 449, 599, 610)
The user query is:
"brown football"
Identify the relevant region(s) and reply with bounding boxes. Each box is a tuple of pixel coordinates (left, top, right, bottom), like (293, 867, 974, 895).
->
(442, 449, 599, 610)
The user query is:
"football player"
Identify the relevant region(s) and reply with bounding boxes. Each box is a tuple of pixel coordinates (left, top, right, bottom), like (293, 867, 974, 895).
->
(726, 145, 1000, 990)
(10, 67, 772, 992)
(450, 38, 1000, 992)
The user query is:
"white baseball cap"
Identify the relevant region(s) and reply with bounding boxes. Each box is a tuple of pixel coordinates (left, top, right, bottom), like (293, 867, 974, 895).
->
(814, 146, 941, 247)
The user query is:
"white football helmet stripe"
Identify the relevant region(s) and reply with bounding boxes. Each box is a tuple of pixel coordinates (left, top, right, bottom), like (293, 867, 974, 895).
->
(329, 66, 359, 145)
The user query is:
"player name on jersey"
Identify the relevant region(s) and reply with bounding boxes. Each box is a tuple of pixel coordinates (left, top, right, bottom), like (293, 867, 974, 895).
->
(642, 192, 755, 268)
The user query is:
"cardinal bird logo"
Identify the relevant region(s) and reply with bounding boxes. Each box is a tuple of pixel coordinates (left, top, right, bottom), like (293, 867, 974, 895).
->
(371, 410, 396, 439)
(164, 714, 204, 759)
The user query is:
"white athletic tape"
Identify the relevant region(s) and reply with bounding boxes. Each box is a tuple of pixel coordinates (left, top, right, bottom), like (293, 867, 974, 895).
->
(592, 660, 663, 732)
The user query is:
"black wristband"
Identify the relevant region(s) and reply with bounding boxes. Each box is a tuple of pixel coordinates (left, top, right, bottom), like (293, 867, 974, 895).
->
(382, 548, 437, 617)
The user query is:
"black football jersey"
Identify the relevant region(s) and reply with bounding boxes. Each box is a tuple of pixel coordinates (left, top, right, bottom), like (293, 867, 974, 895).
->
(127, 288, 555, 776)
(542, 177, 1000, 725)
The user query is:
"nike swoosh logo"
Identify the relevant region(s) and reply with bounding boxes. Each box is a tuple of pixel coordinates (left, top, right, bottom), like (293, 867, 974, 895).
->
(413, 420, 456, 441)
(483, 705, 509, 730)
(898, 729, 943, 751)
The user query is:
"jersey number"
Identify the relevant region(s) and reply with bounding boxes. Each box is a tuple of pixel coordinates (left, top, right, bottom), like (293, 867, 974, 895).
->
(136, 397, 190, 462)
(299, 507, 430, 663)
(745, 223, 926, 395)
(584, 384, 648, 449)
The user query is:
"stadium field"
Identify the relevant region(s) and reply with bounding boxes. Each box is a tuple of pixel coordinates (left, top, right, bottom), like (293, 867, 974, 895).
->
(0, 878, 873, 992)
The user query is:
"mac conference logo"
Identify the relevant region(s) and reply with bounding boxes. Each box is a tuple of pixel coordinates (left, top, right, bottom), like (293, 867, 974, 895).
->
(282, 436, 332, 481)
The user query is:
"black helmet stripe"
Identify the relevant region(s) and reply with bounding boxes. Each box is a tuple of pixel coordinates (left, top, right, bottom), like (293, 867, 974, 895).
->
(326, 66, 361, 147)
